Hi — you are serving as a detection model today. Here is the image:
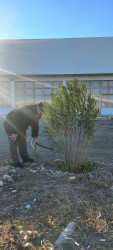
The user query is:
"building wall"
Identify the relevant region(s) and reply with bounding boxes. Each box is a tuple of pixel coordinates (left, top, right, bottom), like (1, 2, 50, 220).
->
(0, 75, 113, 115)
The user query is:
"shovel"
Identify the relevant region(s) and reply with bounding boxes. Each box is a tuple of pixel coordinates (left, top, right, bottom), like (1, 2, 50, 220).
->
(31, 138, 53, 155)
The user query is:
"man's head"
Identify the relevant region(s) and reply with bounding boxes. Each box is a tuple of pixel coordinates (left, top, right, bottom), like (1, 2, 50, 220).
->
(37, 102, 43, 118)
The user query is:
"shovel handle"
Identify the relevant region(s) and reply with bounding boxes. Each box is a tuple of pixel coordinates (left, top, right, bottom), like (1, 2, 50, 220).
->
(31, 139, 53, 153)
(31, 138, 37, 155)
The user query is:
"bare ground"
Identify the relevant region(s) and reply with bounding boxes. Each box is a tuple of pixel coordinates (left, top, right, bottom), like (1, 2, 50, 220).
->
(0, 118, 113, 250)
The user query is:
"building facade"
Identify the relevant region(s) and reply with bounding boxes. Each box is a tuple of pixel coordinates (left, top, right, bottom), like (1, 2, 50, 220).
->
(0, 37, 113, 115)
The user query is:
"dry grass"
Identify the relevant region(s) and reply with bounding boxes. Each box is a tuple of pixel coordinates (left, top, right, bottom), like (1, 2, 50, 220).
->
(1, 162, 113, 249)
(76, 200, 108, 232)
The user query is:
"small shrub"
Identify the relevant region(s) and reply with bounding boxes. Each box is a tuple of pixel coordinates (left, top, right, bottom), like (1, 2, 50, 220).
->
(80, 162, 95, 173)
(43, 79, 97, 173)
(55, 160, 70, 172)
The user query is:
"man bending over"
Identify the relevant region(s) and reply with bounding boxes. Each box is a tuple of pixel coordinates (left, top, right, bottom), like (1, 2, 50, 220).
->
(4, 102, 43, 167)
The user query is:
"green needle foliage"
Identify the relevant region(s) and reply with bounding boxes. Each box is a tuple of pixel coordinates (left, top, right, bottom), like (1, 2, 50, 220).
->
(43, 79, 97, 173)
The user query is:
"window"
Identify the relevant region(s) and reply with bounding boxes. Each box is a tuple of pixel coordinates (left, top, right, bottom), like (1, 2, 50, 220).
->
(15, 81, 61, 107)
(101, 95, 108, 108)
(109, 96, 113, 107)
(84, 80, 113, 109)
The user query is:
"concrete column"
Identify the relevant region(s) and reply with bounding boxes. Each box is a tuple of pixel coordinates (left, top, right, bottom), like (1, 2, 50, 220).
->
(11, 80, 16, 108)
(63, 80, 66, 86)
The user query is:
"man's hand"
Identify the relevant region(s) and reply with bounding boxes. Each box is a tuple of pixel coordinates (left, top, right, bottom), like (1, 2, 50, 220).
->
(10, 134, 17, 142)
(34, 137, 38, 145)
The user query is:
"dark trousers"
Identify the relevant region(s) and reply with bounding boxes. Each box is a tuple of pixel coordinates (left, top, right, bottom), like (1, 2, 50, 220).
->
(8, 134, 29, 164)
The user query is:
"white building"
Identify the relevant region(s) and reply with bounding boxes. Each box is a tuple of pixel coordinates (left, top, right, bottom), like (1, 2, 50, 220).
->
(0, 37, 113, 115)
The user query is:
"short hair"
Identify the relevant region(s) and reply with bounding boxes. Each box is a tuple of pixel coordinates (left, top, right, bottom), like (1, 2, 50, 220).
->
(38, 102, 43, 111)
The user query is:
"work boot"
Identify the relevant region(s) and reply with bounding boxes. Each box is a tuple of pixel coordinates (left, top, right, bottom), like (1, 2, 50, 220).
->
(13, 162, 24, 168)
(23, 158, 34, 163)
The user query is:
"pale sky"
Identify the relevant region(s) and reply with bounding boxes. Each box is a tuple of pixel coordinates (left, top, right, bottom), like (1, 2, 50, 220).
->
(0, 0, 113, 39)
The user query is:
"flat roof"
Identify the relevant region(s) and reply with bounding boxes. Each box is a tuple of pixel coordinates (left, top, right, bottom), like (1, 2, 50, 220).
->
(0, 37, 113, 75)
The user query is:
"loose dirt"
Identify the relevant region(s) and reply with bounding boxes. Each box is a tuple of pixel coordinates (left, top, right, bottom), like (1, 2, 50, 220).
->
(0, 118, 113, 249)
